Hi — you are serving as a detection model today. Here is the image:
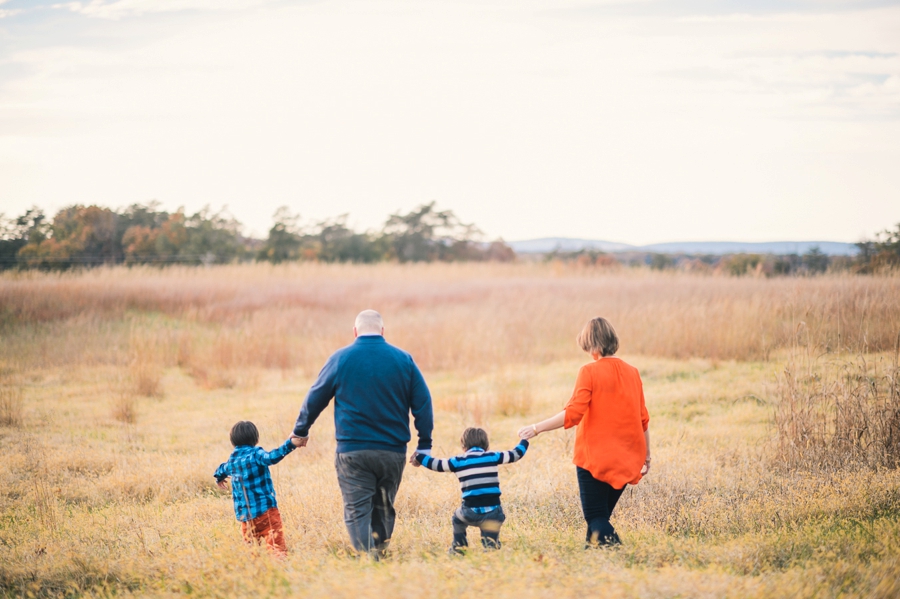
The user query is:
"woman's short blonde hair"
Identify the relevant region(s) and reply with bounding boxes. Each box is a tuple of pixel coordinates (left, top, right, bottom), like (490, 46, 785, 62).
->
(577, 317, 619, 357)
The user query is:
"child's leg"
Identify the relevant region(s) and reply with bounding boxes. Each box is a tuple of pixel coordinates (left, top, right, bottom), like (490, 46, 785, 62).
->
(451, 508, 469, 550)
(240, 519, 259, 546)
(262, 508, 288, 557)
(478, 507, 506, 549)
(241, 509, 287, 557)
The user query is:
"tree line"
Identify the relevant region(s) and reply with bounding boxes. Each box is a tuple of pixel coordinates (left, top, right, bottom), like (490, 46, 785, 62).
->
(0, 202, 515, 269)
(542, 223, 900, 276)
(1, 202, 896, 273)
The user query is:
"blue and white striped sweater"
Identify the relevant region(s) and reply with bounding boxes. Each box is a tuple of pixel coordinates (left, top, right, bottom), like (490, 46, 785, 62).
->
(415, 440, 529, 508)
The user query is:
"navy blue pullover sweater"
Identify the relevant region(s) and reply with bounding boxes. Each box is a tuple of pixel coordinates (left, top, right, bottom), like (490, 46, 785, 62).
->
(293, 335, 434, 454)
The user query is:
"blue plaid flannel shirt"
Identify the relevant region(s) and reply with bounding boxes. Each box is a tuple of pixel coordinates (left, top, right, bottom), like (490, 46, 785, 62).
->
(214, 440, 295, 521)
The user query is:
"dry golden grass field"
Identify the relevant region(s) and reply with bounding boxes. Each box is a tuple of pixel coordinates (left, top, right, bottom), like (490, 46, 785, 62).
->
(1, 263, 899, 598)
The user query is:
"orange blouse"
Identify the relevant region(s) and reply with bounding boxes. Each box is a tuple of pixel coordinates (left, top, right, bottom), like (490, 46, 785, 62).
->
(564, 356, 649, 489)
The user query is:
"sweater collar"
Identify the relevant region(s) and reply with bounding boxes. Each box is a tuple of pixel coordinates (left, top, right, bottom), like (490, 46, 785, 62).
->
(354, 335, 386, 345)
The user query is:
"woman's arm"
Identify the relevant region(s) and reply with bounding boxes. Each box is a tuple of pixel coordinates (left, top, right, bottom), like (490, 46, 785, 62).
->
(641, 429, 651, 475)
(518, 410, 565, 440)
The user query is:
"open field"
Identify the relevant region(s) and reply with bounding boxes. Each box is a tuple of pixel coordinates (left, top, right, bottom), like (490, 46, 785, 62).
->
(1, 264, 899, 598)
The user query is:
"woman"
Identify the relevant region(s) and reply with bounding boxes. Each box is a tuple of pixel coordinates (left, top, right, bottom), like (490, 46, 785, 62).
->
(518, 317, 650, 547)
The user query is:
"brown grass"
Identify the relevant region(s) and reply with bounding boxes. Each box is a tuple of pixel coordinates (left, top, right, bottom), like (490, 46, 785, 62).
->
(128, 329, 164, 397)
(775, 348, 900, 470)
(0, 264, 898, 374)
(1, 264, 899, 598)
(111, 391, 138, 424)
(0, 385, 23, 427)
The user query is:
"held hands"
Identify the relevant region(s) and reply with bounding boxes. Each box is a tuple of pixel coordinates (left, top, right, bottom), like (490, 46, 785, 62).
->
(408, 453, 421, 467)
(517, 424, 539, 440)
(290, 434, 309, 448)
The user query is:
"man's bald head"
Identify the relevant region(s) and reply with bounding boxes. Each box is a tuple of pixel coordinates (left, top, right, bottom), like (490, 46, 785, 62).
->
(354, 310, 384, 336)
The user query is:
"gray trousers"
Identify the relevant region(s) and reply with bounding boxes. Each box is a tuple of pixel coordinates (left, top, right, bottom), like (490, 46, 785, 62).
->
(334, 450, 406, 553)
(452, 505, 506, 549)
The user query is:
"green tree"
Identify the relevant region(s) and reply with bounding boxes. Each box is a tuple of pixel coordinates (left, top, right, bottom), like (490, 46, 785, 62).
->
(258, 207, 305, 263)
(382, 202, 481, 262)
(856, 222, 900, 273)
(314, 215, 383, 263)
(802, 247, 829, 274)
(650, 253, 674, 270)
(0, 208, 46, 270)
(180, 206, 247, 265)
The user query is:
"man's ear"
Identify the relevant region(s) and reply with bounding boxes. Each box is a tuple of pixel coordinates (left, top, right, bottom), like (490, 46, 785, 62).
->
(353, 327, 358, 338)
(381, 327, 385, 336)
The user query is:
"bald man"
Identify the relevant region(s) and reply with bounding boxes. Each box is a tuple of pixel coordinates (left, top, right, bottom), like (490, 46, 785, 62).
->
(292, 310, 434, 556)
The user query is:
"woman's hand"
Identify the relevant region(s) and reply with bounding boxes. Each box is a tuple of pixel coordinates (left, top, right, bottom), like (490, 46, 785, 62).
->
(518, 424, 538, 440)
(640, 456, 651, 476)
(519, 411, 565, 440)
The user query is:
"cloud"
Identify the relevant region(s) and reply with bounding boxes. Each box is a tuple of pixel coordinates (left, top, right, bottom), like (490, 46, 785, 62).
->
(52, 0, 277, 19)
(0, 0, 898, 243)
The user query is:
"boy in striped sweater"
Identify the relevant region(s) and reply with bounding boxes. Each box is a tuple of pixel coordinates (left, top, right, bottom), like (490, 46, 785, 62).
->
(414, 427, 529, 553)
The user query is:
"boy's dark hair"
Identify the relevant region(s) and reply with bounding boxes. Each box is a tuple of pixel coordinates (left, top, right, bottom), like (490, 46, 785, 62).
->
(230, 421, 259, 447)
(460, 427, 490, 451)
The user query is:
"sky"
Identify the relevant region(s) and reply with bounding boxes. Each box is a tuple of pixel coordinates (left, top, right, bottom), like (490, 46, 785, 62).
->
(0, 0, 898, 244)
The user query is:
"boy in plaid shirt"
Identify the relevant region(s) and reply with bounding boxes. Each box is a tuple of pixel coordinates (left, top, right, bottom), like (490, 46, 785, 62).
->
(214, 421, 301, 556)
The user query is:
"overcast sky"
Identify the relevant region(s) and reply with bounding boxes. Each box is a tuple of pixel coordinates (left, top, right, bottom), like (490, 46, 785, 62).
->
(1, 0, 898, 244)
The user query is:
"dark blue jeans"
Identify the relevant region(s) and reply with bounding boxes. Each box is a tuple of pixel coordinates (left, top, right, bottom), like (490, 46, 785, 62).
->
(576, 467, 624, 546)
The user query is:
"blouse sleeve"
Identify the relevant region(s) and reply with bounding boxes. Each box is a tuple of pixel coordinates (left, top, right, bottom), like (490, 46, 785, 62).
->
(640, 381, 650, 431)
(564, 365, 592, 429)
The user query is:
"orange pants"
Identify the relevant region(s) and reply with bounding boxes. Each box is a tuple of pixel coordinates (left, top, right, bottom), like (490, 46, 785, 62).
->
(241, 507, 287, 557)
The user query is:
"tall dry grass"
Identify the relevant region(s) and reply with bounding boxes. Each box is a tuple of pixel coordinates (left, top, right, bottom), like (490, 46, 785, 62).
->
(1, 356, 898, 598)
(1, 264, 898, 376)
(0, 385, 23, 427)
(1, 264, 899, 598)
(0, 365, 24, 427)
(775, 345, 900, 470)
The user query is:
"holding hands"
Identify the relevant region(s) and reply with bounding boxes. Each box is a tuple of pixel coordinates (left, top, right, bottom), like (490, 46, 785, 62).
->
(290, 434, 309, 448)
(518, 410, 565, 441)
(517, 424, 539, 440)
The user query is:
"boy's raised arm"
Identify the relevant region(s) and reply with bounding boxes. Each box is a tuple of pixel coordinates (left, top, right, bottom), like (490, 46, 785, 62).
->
(255, 439, 296, 466)
(415, 452, 454, 472)
(499, 439, 529, 464)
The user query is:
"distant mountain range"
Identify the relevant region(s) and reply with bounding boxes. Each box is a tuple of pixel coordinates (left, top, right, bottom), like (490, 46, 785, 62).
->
(507, 238, 859, 256)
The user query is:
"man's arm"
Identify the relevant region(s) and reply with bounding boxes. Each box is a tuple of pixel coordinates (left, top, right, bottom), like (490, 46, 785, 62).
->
(408, 358, 434, 452)
(293, 353, 340, 438)
(255, 439, 296, 466)
(498, 439, 529, 464)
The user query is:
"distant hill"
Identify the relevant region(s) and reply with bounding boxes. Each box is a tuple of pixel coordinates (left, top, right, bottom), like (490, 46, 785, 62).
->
(508, 238, 859, 256)
(507, 237, 635, 253)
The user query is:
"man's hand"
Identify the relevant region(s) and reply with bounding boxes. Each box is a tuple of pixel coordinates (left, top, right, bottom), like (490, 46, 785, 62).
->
(641, 456, 651, 476)
(216, 479, 228, 490)
(409, 453, 421, 467)
(290, 434, 309, 448)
